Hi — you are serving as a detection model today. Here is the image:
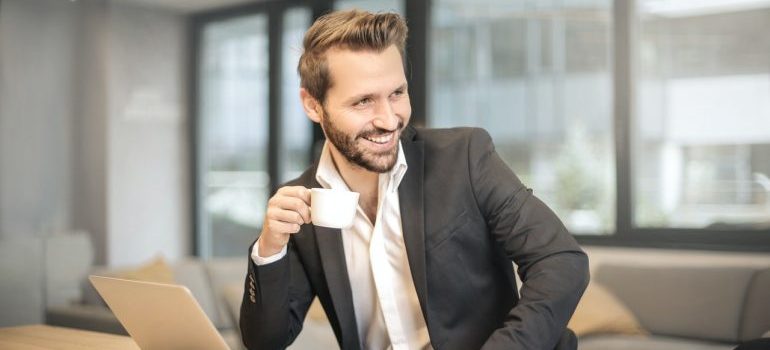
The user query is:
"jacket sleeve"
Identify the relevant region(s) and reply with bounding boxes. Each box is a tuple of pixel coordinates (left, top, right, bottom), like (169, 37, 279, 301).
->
(467, 128, 590, 350)
(240, 238, 315, 350)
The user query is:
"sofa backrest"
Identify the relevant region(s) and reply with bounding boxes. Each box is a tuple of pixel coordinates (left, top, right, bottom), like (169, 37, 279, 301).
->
(45, 232, 93, 307)
(171, 260, 226, 329)
(740, 268, 770, 341)
(0, 237, 45, 326)
(203, 257, 247, 331)
(594, 263, 766, 343)
(85, 257, 248, 331)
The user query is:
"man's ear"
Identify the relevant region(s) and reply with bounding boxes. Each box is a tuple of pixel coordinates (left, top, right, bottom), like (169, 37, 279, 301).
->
(300, 88, 322, 123)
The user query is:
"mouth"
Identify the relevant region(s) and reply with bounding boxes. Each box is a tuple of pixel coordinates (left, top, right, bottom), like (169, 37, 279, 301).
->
(362, 132, 395, 145)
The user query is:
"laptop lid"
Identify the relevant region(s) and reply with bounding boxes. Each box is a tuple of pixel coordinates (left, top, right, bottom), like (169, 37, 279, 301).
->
(89, 275, 230, 350)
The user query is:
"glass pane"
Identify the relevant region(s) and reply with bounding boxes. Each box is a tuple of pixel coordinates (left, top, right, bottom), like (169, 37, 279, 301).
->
(429, 0, 615, 234)
(199, 15, 269, 257)
(335, 0, 404, 14)
(634, 1, 770, 229)
(280, 8, 313, 184)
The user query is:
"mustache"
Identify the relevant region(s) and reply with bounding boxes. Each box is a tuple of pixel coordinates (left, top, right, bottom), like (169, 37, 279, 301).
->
(357, 121, 405, 139)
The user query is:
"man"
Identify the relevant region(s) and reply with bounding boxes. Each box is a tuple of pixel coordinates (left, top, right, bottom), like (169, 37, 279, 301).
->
(241, 9, 589, 350)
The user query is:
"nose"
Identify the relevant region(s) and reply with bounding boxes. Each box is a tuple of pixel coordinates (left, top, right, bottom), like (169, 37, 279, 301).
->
(372, 101, 400, 131)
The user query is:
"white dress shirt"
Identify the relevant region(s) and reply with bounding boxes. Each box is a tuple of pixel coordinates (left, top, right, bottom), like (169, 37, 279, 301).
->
(252, 141, 430, 350)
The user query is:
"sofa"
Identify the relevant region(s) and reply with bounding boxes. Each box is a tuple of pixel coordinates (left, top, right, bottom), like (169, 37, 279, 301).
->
(576, 262, 770, 350)
(45, 255, 338, 350)
(45, 256, 248, 349)
(40, 238, 770, 350)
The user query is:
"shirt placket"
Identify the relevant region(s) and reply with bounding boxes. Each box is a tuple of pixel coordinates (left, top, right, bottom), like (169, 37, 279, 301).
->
(369, 176, 408, 349)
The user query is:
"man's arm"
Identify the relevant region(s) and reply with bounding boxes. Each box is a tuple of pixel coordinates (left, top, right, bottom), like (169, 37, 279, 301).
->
(467, 128, 590, 350)
(240, 239, 315, 349)
(240, 186, 315, 349)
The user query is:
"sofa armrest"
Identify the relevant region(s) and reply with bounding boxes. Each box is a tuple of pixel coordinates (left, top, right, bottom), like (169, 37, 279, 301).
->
(46, 304, 127, 335)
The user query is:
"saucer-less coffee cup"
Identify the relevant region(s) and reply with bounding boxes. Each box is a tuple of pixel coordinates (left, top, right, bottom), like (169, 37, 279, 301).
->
(310, 188, 360, 229)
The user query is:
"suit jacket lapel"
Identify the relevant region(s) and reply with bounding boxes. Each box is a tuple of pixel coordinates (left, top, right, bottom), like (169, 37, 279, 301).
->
(315, 226, 360, 346)
(398, 135, 429, 321)
(306, 176, 360, 348)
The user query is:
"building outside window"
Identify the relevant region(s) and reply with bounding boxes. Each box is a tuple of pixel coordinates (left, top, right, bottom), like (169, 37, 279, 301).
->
(429, 0, 616, 235)
(634, 0, 770, 230)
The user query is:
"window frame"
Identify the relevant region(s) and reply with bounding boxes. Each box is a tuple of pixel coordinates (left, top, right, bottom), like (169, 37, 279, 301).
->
(190, 0, 770, 255)
(189, 0, 332, 257)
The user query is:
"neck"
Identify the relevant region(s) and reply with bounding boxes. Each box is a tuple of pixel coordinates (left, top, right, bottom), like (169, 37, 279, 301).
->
(328, 145, 380, 222)
(328, 147, 379, 195)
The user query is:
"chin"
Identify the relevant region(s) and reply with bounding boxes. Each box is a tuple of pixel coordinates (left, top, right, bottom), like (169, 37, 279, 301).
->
(361, 154, 398, 173)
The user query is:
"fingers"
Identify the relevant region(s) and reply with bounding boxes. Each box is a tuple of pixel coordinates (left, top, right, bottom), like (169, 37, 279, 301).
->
(270, 187, 311, 224)
(257, 186, 313, 257)
(263, 218, 301, 235)
(266, 206, 306, 228)
(280, 186, 311, 206)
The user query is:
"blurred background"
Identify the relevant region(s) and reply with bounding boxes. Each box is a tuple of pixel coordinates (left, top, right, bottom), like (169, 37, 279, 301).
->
(1, 0, 769, 348)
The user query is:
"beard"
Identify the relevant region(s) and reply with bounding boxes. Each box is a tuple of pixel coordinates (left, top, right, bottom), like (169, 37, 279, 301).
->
(320, 107, 404, 173)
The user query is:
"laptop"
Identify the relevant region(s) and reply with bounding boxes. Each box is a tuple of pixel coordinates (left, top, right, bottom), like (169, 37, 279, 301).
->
(89, 275, 231, 350)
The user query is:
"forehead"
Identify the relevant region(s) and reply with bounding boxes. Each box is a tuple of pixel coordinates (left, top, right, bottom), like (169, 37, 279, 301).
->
(325, 45, 406, 99)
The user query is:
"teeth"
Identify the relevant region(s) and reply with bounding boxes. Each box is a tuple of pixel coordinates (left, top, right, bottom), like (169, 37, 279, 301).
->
(364, 133, 392, 144)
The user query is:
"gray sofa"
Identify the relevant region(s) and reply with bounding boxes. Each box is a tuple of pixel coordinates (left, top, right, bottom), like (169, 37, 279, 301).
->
(45, 257, 248, 349)
(580, 263, 770, 350)
(36, 236, 769, 350)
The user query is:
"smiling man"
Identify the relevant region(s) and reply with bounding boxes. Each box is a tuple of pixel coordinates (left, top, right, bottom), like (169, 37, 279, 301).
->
(240, 9, 589, 350)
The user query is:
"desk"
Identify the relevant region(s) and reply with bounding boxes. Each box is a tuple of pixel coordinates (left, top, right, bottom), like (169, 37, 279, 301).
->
(0, 324, 139, 350)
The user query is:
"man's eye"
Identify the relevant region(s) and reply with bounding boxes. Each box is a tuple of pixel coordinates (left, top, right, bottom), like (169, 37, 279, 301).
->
(355, 98, 372, 107)
(392, 90, 404, 97)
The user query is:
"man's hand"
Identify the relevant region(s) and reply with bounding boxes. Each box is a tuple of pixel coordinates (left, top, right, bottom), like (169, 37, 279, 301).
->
(258, 186, 312, 257)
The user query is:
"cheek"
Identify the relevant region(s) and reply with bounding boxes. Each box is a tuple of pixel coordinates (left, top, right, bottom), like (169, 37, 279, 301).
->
(335, 112, 369, 136)
(395, 98, 412, 121)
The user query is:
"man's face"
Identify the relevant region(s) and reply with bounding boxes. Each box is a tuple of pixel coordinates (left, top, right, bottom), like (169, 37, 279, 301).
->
(316, 45, 411, 173)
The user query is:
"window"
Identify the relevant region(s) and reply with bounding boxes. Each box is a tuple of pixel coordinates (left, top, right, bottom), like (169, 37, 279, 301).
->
(193, 4, 313, 258)
(193, 0, 770, 253)
(280, 8, 313, 183)
(429, 0, 615, 235)
(196, 14, 269, 257)
(335, 0, 404, 13)
(634, 1, 770, 230)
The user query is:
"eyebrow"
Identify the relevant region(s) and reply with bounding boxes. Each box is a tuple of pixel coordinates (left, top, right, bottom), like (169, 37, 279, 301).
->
(346, 83, 408, 104)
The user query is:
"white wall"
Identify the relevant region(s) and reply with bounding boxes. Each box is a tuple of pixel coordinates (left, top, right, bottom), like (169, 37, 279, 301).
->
(0, 0, 80, 237)
(105, 1, 190, 266)
(0, 0, 190, 266)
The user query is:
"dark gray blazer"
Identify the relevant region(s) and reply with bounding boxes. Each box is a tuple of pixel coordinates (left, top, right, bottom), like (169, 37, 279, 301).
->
(240, 126, 589, 350)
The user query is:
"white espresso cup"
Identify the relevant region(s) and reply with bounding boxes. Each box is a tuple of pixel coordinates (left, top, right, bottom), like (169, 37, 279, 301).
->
(310, 188, 360, 229)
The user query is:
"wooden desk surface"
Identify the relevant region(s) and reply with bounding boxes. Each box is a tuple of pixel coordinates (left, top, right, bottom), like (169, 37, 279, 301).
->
(0, 324, 139, 350)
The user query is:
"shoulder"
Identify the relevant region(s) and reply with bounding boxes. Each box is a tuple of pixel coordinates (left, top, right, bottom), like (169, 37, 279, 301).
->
(404, 125, 493, 147)
(403, 126, 494, 156)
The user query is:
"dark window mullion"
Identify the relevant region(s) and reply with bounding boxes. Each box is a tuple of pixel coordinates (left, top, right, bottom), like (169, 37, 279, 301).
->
(613, 0, 635, 237)
(268, 7, 283, 194)
(309, 0, 334, 161)
(189, 17, 203, 256)
(405, 0, 429, 127)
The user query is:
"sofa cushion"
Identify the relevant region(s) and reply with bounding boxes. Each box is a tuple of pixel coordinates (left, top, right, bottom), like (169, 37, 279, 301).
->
(0, 238, 44, 326)
(83, 256, 175, 306)
(568, 282, 646, 337)
(204, 257, 247, 330)
(579, 335, 735, 350)
(115, 256, 175, 284)
(45, 233, 94, 307)
(594, 264, 756, 343)
(172, 260, 224, 329)
(739, 268, 770, 341)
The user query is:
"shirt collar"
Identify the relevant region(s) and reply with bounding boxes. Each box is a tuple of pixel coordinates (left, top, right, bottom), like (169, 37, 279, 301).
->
(315, 140, 408, 193)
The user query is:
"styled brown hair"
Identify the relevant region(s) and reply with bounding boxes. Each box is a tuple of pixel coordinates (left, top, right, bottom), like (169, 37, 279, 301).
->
(298, 9, 408, 104)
